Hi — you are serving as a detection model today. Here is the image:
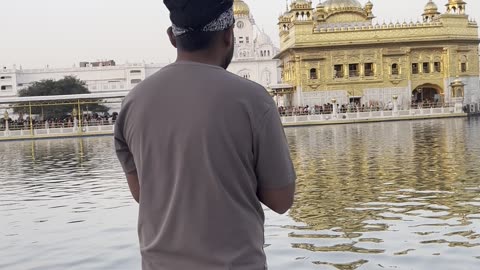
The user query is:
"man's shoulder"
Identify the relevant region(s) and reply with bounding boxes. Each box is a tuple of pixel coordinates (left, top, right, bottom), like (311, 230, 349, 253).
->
(222, 71, 274, 102)
(123, 62, 275, 108)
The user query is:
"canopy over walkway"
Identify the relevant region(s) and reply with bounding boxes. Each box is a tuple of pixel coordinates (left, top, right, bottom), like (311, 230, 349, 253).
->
(0, 93, 127, 107)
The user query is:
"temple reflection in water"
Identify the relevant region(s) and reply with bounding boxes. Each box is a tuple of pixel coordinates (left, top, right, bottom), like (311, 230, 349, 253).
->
(287, 118, 479, 237)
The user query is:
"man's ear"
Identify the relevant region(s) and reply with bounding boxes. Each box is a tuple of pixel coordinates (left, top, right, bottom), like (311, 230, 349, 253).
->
(167, 27, 177, 48)
(223, 26, 234, 48)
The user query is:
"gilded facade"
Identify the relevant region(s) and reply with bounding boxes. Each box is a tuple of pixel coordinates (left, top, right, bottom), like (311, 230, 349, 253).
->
(274, 0, 480, 108)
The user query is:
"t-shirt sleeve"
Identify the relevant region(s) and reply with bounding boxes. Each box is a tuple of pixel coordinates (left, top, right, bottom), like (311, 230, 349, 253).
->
(114, 118, 137, 174)
(254, 107, 296, 189)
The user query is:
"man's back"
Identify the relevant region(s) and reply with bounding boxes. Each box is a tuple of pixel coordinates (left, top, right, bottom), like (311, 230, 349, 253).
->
(115, 61, 295, 270)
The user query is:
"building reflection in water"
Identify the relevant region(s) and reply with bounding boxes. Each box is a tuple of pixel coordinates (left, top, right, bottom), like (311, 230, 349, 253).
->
(0, 119, 479, 269)
(285, 118, 480, 255)
(0, 136, 117, 176)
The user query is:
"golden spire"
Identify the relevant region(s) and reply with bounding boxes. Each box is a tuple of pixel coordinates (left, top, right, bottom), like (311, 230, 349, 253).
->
(233, 0, 250, 17)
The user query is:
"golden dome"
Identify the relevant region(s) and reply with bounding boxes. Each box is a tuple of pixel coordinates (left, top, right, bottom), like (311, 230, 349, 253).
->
(233, 0, 250, 17)
(424, 0, 438, 11)
(323, 0, 363, 13)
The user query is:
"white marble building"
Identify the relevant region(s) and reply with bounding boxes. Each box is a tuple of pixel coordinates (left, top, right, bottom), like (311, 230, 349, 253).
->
(0, 0, 281, 101)
(227, 0, 281, 89)
(0, 62, 164, 99)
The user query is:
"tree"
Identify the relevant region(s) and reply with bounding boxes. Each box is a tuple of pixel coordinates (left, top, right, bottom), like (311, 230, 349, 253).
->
(15, 76, 109, 119)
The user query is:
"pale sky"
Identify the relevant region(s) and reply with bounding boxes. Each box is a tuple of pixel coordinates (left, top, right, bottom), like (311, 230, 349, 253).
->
(1, 0, 479, 69)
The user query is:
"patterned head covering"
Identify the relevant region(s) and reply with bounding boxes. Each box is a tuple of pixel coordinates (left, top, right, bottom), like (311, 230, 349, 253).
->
(164, 0, 234, 37)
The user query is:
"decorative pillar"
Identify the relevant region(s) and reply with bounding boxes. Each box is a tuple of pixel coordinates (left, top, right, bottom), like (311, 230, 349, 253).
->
(450, 78, 465, 113)
(392, 95, 399, 116)
(3, 111, 9, 133)
(28, 102, 34, 136)
(72, 108, 78, 131)
(331, 98, 338, 118)
(45, 120, 50, 134)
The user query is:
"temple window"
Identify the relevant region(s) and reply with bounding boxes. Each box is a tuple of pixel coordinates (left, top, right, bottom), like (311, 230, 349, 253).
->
(334, 65, 344, 78)
(309, 68, 318, 80)
(349, 64, 359, 77)
(460, 55, 468, 72)
(131, 79, 142, 84)
(262, 71, 271, 84)
(455, 85, 464, 98)
(246, 37, 250, 44)
(391, 64, 399, 75)
(434, 62, 441, 72)
(364, 63, 374, 76)
(423, 62, 430, 73)
(412, 63, 419, 74)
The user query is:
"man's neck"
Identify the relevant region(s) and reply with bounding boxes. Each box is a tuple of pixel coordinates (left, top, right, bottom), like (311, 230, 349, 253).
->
(175, 51, 224, 68)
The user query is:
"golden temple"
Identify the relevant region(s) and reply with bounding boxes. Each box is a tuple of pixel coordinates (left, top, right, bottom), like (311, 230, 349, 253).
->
(273, 0, 479, 108)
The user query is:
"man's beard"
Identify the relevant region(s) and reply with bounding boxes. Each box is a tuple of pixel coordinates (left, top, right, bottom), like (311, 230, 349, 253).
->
(222, 43, 234, 69)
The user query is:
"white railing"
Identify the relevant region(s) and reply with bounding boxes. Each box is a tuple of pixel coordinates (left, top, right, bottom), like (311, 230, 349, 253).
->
(281, 106, 464, 125)
(0, 105, 472, 140)
(0, 125, 114, 140)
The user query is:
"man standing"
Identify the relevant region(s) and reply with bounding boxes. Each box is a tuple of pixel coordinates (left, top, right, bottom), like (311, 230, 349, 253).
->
(114, 0, 296, 269)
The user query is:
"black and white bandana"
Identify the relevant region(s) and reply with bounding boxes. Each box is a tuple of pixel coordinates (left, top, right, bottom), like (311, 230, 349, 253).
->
(172, 7, 234, 37)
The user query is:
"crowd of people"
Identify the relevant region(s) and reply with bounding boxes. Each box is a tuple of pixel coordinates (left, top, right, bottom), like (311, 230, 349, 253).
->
(278, 101, 452, 117)
(277, 102, 394, 116)
(1, 100, 457, 131)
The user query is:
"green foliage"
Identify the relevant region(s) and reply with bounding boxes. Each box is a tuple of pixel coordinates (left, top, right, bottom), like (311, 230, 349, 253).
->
(18, 76, 91, 97)
(15, 76, 109, 119)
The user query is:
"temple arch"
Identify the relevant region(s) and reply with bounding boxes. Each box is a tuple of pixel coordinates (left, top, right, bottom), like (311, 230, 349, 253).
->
(412, 83, 443, 104)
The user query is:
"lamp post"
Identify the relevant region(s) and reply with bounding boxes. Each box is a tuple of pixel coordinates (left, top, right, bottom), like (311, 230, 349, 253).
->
(3, 110, 9, 132)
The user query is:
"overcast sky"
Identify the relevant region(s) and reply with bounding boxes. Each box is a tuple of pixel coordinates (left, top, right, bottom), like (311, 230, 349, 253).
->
(1, 0, 479, 69)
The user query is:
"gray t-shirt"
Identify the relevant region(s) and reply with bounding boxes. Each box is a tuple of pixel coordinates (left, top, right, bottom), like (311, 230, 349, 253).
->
(115, 61, 296, 270)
